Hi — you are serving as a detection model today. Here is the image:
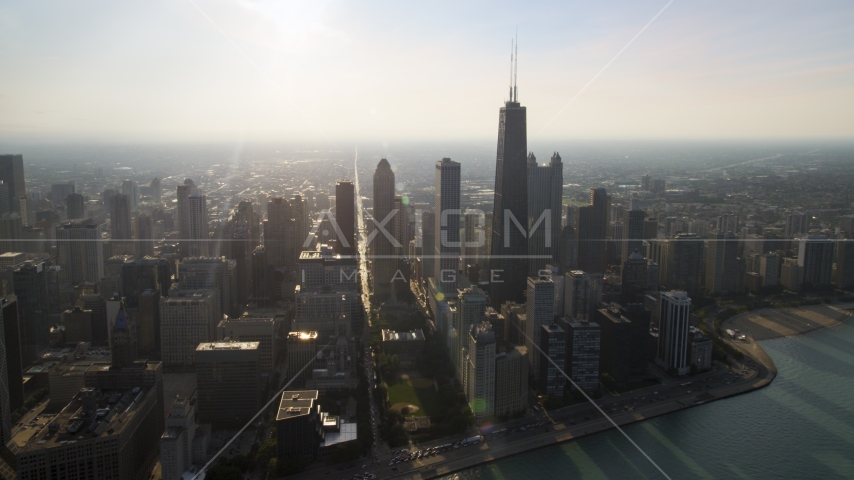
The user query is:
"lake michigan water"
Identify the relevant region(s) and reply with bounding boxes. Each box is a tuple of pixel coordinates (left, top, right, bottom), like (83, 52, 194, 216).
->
(441, 318, 854, 479)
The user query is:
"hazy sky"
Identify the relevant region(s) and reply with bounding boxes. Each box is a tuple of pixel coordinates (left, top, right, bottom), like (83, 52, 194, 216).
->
(2, 1, 853, 143)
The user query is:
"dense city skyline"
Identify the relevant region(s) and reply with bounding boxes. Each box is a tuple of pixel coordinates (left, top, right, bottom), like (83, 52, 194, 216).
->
(1, 2, 853, 479)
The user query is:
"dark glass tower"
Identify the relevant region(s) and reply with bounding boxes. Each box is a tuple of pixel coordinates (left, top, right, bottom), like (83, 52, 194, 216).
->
(372, 159, 396, 297)
(489, 75, 528, 308)
(335, 180, 356, 256)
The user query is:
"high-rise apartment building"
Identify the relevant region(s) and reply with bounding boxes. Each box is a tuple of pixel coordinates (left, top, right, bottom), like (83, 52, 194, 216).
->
(0, 183, 9, 216)
(705, 231, 740, 294)
(564, 319, 601, 395)
(0, 299, 12, 446)
(525, 276, 554, 377)
(291, 194, 309, 262)
(50, 182, 75, 204)
(643, 217, 658, 240)
(135, 213, 154, 258)
(621, 251, 654, 304)
(786, 213, 809, 237)
(564, 270, 592, 321)
(13, 261, 49, 363)
(334, 180, 356, 256)
(539, 323, 566, 397)
(187, 190, 208, 257)
(392, 196, 408, 260)
(454, 285, 487, 376)
(664, 233, 703, 294)
(594, 304, 651, 385)
(18, 196, 33, 226)
(110, 193, 134, 255)
(780, 257, 803, 292)
(489, 82, 528, 308)
(160, 395, 197, 480)
(195, 341, 260, 427)
(1, 297, 24, 413)
(0, 155, 26, 214)
(434, 158, 461, 294)
(122, 179, 139, 210)
(0, 214, 23, 255)
(527, 152, 563, 275)
(716, 214, 739, 234)
(160, 290, 221, 368)
(576, 188, 608, 275)
(265, 197, 296, 268)
(421, 211, 435, 283)
(65, 193, 85, 220)
(249, 245, 270, 306)
(622, 208, 646, 264)
(834, 239, 854, 288)
(798, 235, 834, 287)
(494, 345, 528, 417)
(176, 180, 195, 257)
(641, 174, 651, 191)
(137, 289, 161, 354)
(656, 290, 691, 375)
(77, 294, 108, 346)
(465, 322, 496, 418)
(372, 158, 397, 296)
(121, 256, 172, 307)
(57, 221, 104, 285)
(150, 177, 161, 205)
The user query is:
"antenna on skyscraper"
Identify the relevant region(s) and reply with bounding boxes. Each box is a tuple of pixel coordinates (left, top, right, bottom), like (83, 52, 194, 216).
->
(509, 38, 514, 102)
(513, 29, 518, 102)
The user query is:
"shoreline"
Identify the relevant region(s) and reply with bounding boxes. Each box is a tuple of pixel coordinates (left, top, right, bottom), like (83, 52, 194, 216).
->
(404, 353, 775, 480)
(395, 306, 854, 479)
(404, 308, 854, 480)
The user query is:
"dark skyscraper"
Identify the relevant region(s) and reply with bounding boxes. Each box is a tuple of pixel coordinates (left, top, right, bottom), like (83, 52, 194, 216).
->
(0, 155, 26, 214)
(251, 245, 270, 306)
(265, 197, 295, 268)
(527, 152, 563, 276)
(1, 297, 23, 413)
(13, 261, 49, 364)
(577, 188, 608, 274)
(150, 177, 161, 205)
(135, 213, 154, 258)
(65, 193, 85, 220)
(434, 158, 461, 294)
(177, 179, 195, 257)
(372, 158, 396, 297)
(111, 306, 137, 368)
(622, 206, 646, 264)
(110, 193, 134, 256)
(335, 180, 356, 256)
(489, 52, 528, 308)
